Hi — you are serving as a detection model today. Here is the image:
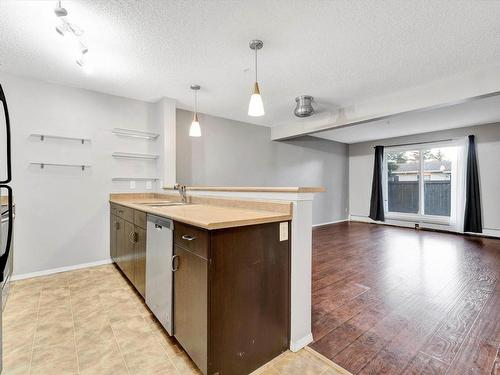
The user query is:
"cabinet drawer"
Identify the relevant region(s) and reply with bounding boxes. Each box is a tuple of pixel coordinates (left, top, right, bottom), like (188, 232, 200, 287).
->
(113, 204, 134, 222)
(110, 203, 119, 216)
(174, 222, 208, 259)
(134, 210, 147, 229)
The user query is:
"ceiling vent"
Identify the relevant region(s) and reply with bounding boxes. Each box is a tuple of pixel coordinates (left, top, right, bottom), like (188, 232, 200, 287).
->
(294, 95, 315, 117)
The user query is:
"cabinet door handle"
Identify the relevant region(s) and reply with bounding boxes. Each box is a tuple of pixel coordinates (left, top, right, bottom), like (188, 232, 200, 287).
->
(181, 234, 196, 241)
(115, 222, 120, 230)
(129, 231, 137, 243)
(172, 255, 180, 272)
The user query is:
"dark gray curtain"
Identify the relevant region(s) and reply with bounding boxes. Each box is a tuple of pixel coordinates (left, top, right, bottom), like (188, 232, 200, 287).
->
(464, 135, 482, 233)
(369, 146, 385, 221)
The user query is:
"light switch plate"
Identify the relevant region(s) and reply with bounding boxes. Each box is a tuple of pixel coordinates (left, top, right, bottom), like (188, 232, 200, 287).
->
(130, 180, 136, 189)
(279, 222, 288, 241)
(146, 180, 152, 189)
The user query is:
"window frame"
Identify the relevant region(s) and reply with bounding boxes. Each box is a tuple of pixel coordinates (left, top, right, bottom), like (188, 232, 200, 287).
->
(383, 140, 457, 225)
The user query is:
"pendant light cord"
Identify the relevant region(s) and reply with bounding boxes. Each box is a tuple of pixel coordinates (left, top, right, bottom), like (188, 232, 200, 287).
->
(255, 47, 258, 83)
(195, 89, 198, 114)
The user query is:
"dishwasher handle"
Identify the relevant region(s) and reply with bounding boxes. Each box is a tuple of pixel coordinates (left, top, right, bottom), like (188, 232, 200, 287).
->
(171, 255, 180, 272)
(147, 215, 173, 230)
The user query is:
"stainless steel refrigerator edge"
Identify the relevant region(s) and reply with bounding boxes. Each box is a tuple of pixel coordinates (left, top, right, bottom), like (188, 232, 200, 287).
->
(0, 82, 14, 374)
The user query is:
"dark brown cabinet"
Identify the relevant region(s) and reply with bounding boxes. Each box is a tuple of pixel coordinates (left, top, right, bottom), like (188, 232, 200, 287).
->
(134, 227, 146, 297)
(123, 220, 136, 283)
(110, 214, 117, 261)
(174, 245, 208, 373)
(115, 217, 125, 271)
(173, 221, 290, 375)
(110, 203, 147, 297)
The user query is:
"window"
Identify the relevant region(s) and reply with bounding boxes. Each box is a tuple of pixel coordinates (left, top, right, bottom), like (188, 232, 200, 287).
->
(423, 148, 455, 216)
(385, 144, 457, 220)
(387, 150, 420, 214)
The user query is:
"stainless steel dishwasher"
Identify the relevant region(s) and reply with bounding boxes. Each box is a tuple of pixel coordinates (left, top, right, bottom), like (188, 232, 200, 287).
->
(146, 214, 174, 335)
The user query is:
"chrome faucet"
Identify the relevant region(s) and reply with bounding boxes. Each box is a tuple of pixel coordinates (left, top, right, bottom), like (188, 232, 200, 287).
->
(174, 183, 187, 203)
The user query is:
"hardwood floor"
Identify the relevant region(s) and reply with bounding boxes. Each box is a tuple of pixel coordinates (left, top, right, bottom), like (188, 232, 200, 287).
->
(310, 221, 500, 375)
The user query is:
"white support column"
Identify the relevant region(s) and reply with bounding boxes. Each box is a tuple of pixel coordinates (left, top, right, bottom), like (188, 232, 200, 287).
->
(156, 97, 176, 187)
(288, 196, 314, 351)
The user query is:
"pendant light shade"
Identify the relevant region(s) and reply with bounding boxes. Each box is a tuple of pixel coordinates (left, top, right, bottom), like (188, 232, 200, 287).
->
(248, 40, 265, 117)
(189, 85, 201, 137)
(189, 113, 201, 137)
(248, 82, 265, 117)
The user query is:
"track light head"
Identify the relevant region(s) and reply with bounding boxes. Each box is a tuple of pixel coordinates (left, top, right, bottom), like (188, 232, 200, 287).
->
(55, 25, 65, 36)
(54, 1, 68, 17)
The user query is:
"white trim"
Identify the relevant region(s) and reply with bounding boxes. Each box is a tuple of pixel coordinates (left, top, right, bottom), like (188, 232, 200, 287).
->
(11, 259, 113, 281)
(384, 213, 450, 226)
(349, 215, 375, 223)
(383, 142, 462, 227)
(312, 219, 348, 228)
(384, 139, 459, 152)
(290, 333, 314, 352)
(471, 228, 500, 239)
(349, 215, 500, 238)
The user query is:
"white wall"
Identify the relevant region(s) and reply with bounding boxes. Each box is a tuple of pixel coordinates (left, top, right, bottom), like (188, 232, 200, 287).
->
(0, 73, 170, 277)
(176, 109, 349, 225)
(349, 123, 500, 236)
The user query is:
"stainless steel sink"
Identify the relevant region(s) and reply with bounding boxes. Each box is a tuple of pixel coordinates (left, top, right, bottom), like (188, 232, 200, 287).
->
(139, 202, 189, 208)
(135, 201, 174, 205)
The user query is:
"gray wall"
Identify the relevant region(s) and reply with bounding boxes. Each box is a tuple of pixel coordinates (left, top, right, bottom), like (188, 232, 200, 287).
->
(176, 109, 349, 225)
(1, 72, 163, 277)
(349, 123, 500, 235)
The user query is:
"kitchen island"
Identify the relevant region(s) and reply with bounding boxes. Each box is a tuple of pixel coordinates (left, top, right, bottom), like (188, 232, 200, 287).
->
(163, 186, 325, 353)
(109, 192, 294, 375)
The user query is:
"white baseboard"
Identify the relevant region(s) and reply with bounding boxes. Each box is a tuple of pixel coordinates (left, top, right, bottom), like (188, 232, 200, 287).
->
(289, 333, 314, 352)
(11, 258, 113, 281)
(349, 215, 500, 238)
(312, 219, 348, 228)
(469, 228, 500, 239)
(349, 215, 374, 224)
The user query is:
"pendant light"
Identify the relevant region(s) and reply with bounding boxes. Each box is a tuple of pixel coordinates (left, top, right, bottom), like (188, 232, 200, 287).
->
(189, 85, 201, 137)
(248, 39, 265, 117)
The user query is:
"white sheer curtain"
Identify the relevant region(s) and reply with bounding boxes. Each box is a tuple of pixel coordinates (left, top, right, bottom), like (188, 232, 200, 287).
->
(450, 137, 468, 233)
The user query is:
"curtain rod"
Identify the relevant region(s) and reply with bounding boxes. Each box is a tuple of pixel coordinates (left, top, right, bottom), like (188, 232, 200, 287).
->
(375, 138, 455, 149)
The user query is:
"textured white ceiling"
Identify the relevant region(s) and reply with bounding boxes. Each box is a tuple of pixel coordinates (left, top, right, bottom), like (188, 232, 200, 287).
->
(2, 1, 500, 129)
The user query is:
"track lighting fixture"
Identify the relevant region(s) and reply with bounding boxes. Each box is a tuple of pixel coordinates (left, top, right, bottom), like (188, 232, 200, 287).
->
(54, 1, 89, 71)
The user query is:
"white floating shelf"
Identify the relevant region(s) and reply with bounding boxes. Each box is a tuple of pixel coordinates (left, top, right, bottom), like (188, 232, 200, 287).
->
(112, 177, 159, 181)
(30, 162, 91, 171)
(112, 128, 159, 140)
(112, 152, 159, 160)
(30, 134, 91, 144)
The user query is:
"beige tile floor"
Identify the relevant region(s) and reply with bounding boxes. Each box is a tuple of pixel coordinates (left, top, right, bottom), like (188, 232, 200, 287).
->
(3, 265, 350, 375)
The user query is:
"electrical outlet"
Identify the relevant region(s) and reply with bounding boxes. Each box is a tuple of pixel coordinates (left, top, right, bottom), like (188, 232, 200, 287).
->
(279, 222, 288, 241)
(129, 180, 136, 189)
(146, 180, 152, 190)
